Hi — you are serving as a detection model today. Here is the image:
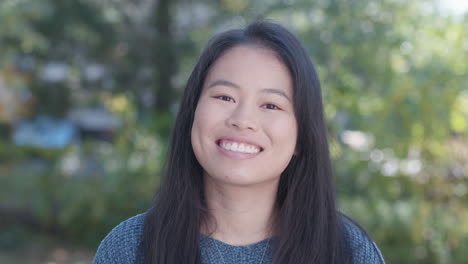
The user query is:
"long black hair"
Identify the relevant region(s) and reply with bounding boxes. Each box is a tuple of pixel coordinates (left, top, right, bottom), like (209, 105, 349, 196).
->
(138, 21, 347, 264)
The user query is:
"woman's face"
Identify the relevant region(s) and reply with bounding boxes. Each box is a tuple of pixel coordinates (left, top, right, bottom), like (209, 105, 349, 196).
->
(191, 45, 298, 187)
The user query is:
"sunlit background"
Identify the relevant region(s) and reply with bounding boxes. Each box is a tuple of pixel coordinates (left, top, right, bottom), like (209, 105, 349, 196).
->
(0, 0, 467, 263)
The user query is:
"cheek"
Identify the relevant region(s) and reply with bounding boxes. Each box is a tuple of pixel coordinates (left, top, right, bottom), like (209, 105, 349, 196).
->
(264, 115, 298, 146)
(191, 102, 220, 147)
(193, 107, 214, 134)
(194, 100, 229, 130)
(191, 106, 203, 149)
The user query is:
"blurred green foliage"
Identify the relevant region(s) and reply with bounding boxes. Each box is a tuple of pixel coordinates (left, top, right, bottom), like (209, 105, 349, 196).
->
(0, 0, 467, 263)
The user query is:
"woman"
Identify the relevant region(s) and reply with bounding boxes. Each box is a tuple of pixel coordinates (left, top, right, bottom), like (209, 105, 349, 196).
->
(93, 21, 385, 264)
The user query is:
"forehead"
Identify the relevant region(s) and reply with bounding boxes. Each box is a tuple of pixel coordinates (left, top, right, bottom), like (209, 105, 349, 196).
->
(203, 45, 293, 96)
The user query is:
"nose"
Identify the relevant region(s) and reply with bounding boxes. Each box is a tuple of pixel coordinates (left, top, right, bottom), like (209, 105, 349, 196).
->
(226, 103, 259, 132)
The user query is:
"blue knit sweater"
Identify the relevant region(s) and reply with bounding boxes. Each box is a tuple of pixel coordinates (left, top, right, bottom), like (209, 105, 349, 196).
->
(93, 213, 385, 263)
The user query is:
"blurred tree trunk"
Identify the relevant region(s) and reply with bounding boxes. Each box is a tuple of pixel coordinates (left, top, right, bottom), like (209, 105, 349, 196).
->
(153, 0, 177, 113)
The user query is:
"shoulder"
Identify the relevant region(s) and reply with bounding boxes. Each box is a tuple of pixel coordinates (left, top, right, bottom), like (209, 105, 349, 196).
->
(340, 214, 386, 264)
(93, 213, 146, 264)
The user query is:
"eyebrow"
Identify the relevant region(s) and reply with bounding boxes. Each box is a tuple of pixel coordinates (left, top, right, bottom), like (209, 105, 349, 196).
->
(207, 79, 292, 102)
(207, 79, 239, 89)
(260, 88, 292, 103)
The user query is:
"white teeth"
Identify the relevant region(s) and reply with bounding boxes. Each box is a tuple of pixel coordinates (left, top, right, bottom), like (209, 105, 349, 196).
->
(246, 146, 258, 153)
(238, 144, 245, 152)
(232, 142, 238, 151)
(220, 141, 260, 154)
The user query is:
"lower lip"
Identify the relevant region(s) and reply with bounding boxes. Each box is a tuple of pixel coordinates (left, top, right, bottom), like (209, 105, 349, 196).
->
(216, 144, 261, 159)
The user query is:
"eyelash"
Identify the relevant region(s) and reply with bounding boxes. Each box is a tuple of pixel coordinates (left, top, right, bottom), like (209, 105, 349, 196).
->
(214, 95, 235, 102)
(263, 103, 281, 110)
(213, 96, 281, 110)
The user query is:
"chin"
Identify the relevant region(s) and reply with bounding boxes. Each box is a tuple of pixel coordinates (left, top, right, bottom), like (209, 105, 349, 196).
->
(209, 172, 279, 187)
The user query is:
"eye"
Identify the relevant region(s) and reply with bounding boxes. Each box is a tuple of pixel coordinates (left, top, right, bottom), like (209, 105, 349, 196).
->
(262, 103, 281, 110)
(214, 95, 235, 103)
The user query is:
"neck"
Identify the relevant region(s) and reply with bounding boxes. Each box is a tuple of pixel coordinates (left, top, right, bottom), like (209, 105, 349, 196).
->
(201, 176, 279, 246)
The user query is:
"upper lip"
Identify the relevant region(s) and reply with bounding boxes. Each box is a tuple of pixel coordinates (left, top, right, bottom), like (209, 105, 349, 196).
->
(216, 137, 264, 151)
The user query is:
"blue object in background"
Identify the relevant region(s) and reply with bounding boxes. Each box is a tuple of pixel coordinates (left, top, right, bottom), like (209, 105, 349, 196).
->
(13, 116, 77, 149)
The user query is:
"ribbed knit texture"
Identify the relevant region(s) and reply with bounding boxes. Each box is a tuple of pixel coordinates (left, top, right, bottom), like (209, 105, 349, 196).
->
(199, 234, 274, 264)
(93, 213, 385, 264)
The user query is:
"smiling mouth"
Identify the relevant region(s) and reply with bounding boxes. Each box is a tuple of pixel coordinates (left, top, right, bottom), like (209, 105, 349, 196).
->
(216, 139, 264, 154)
